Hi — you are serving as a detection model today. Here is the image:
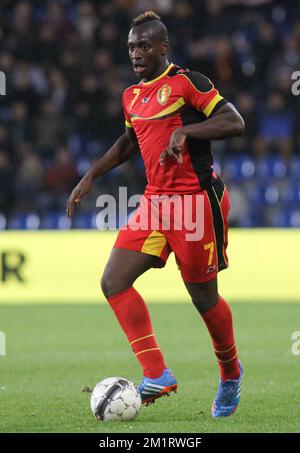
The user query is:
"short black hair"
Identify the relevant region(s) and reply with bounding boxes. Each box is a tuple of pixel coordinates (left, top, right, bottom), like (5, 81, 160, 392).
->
(132, 10, 161, 26)
(131, 10, 168, 41)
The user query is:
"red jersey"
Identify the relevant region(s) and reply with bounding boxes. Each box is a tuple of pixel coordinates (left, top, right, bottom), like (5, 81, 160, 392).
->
(122, 63, 226, 195)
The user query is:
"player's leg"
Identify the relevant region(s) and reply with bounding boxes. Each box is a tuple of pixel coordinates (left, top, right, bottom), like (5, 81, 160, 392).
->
(101, 248, 167, 378)
(184, 277, 218, 313)
(166, 179, 243, 415)
(101, 246, 177, 403)
(183, 278, 243, 418)
(184, 278, 240, 382)
(101, 247, 160, 297)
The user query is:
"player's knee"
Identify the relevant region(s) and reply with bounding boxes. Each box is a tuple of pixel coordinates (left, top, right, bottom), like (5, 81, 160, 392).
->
(192, 295, 218, 314)
(193, 287, 218, 313)
(100, 272, 129, 299)
(100, 274, 113, 298)
(187, 280, 218, 314)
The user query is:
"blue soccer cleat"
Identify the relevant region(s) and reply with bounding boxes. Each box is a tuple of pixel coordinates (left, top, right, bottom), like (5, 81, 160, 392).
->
(211, 361, 244, 417)
(138, 368, 178, 406)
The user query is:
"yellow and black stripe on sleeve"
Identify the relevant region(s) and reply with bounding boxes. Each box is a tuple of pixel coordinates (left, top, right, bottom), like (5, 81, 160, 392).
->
(203, 93, 227, 117)
(181, 71, 227, 117)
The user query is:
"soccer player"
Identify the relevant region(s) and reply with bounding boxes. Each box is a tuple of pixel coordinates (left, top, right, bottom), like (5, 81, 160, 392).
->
(67, 11, 245, 417)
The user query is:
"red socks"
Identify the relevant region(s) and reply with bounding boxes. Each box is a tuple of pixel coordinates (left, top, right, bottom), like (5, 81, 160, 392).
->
(201, 295, 240, 381)
(107, 288, 239, 382)
(107, 287, 167, 379)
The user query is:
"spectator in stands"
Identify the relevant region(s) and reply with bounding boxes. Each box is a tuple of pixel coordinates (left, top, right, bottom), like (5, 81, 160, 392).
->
(0, 150, 14, 214)
(256, 91, 295, 156)
(0, 0, 299, 226)
(45, 146, 79, 198)
(13, 148, 44, 213)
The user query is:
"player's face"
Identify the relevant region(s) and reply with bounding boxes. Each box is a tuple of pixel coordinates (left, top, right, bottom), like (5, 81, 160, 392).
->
(128, 28, 168, 80)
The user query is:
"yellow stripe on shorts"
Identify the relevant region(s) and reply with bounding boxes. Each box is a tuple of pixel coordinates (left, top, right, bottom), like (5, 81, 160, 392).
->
(141, 231, 167, 257)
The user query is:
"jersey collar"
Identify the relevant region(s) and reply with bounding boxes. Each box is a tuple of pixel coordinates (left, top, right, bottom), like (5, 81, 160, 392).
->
(141, 63, 175, 86)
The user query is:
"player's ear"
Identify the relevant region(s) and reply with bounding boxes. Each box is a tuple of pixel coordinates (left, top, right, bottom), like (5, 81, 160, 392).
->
(161, 40, 169, 56)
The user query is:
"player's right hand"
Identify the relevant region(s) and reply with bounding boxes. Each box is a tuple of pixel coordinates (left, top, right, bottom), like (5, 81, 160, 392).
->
(66, 176, 93, 217)
(159, 129, 186, 166)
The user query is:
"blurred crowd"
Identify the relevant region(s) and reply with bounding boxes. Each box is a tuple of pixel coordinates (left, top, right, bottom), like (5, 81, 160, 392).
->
(0, 0, 299, 227)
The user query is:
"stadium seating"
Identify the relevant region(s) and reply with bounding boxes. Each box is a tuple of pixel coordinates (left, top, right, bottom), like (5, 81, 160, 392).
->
(1, 154, 299, 229)
(0, 2, 298, 230)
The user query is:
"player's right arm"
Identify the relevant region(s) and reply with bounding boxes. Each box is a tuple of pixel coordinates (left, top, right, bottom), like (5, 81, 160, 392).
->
(66, 127, 139, 217)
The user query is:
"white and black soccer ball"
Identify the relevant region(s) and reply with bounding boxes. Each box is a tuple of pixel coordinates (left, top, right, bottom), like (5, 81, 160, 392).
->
(90, 377, 142, 422)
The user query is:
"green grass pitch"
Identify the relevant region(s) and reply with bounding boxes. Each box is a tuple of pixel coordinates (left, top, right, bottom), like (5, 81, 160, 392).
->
(0, 302, 299, 433)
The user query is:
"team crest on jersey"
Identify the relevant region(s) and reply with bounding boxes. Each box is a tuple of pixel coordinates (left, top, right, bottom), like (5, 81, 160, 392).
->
(157, 84, 172, 105)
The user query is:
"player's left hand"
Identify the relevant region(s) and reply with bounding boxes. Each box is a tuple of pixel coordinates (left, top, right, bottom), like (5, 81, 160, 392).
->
(160, 129, 186, 165)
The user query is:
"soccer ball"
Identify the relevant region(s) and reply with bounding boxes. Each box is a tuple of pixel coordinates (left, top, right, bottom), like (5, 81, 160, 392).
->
(90, 377, 142, 422)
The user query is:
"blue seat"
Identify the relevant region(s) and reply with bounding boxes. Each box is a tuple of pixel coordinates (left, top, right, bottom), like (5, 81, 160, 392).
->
(240, 157, 255, 178)
(40, 213, 71, 230)
(280, 182, 300, 206)
(72, 213, 97, 229)
(238, 212, 265, 227)
(263, 184, 280, 205)
(270, 157, 288, 178)
(223, 155, 255, 181)
(270, 208, 300, 227)
(246, 181, 267, 206)
(246, 179, 280, 207)
(256, 156, 288, 179)
(8, 213, 40, 230)
(270, 208, 290, 227)
(255, 158, 272, 178)
(76, 158, 92, 178)
(289, 157, 300, 179)
(288, 210, 300, 228)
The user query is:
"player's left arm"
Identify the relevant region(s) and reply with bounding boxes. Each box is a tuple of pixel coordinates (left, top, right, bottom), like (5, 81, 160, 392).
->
(182, 102, 245, 140)
(161, 73, 245, 163)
